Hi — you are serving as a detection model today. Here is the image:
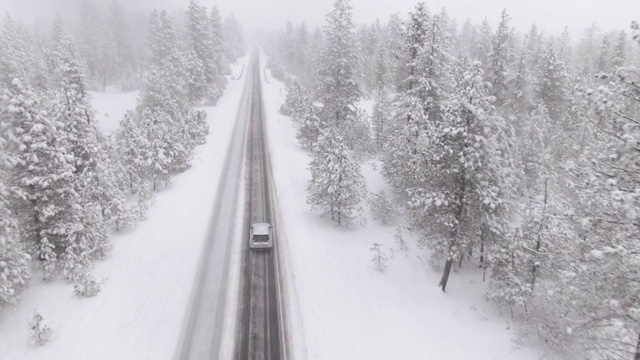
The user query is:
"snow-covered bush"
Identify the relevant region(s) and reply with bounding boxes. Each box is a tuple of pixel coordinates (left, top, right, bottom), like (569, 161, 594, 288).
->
(266, 58, 286, 82)
(73, 273, 102, 297)
(28, 310, 53, 346)
(394, 227, 408, 252)
(368, 191, 396, 226)
(370, 243, 388, 272)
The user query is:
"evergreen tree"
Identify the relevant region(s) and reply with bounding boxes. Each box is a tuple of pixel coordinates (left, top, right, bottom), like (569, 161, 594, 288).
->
(2, 79, 82, 280)
(536, 45, 567, 121)
(316, 0, 361, 147)
(185, 0, 225, 104)
(296, 104, 323, 151)
(0, 118, 31, 308)
(107, 0, 134, 87)
(487, 10, 512, 106)
(77, 0, 102, 87)
(308, 127, 366, 228)
(210, 6, 229, 76)
(408, 58, 515, 292)
(0, 15, 32, 89)
(116, 110, 148, 192)
(223, 15, 246, 61)
(383, 6, 453, 194)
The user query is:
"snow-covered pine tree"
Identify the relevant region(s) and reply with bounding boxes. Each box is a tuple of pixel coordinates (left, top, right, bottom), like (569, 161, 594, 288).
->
(611, 30, 628, 69)
(383, 5, 453, 196)
(2, 79, 82, 280)
(506, 35, 533, 116)
(137, 62, 191, 176)
(210, 6, 230, 77)
(316, 0, 361, 146)
(185, 110, 209, 146)
(106, 0, 136, 90)
(307, 127, 366, 228)
(294, 22, 310, 82)
(185, 0, 225, 104)
(280, 78, 311, 123)
(476, 19, 493, 71)
(223, 15, 246, 61)
(408, 57, 515, 292)
(487, 10, 512, 107)
(116, 110, 148, 192)
(370, 243, 388, 271)
(382, 3, 430, 193)
(0, 15, 32, 89)
(536, 45, 568, 122)
(48, 35, 125, 267)
(0, 120, 31, 309)
(139, 107, 173, 190)
(28, 310, 53, 345)
(183, 47, 207, 104)
(296, 103, 323, 151)
(138, 10, 197, 176)
(371, 29, 392, 151)
(44, 14, 67, 89)
(557, 46, 640, 359)
(77, 0, 102, 88)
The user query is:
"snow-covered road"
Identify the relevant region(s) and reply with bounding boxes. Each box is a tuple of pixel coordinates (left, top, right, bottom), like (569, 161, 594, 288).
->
(236, 48, 287, 360)
(177, 53, 253, 359)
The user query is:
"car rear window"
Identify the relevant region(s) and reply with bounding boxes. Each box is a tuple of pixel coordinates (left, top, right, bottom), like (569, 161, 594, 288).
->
(252, 234, 269, 242)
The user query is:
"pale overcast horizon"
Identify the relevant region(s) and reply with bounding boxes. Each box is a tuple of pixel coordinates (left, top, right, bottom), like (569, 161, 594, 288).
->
(0, 0, 637, 37)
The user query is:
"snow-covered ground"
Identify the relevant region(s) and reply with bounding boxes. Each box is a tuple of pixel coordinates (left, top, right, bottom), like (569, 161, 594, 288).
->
(260, 51, 544, 360)
(89, 90, 139, 136)
(0, 55, 250, 359)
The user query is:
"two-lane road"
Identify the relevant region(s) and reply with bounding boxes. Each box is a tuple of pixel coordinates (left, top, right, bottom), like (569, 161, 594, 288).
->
(178, 49, 286, 360)
(236, 51, 283, 360)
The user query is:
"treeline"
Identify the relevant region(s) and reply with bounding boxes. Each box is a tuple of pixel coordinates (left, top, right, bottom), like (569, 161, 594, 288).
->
(264, 0, 640, 358)
(0, 0, 244, 311)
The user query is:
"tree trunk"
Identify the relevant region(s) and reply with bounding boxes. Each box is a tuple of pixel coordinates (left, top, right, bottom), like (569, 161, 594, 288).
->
(439, 257, 454, 292)
(530, 179, 548, 291)
(479, 230, 485, 265)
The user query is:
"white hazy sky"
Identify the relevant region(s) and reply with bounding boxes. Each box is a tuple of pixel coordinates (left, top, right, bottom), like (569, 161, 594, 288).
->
(0, 0, 637, 36)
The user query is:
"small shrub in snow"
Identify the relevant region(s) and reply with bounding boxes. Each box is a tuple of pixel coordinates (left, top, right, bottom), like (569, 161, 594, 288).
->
(368, 191, 396, 226)
(73, 273, 102, 297)
(394, 227, 408, 252)
(28, 310, 53, 346)
(371, 243, 388, 272)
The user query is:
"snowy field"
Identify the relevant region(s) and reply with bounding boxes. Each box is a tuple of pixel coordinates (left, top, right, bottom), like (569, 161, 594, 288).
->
(89, 89, 140, 136)
(260, 52, 544, 360)
(0, 55, 250, 360)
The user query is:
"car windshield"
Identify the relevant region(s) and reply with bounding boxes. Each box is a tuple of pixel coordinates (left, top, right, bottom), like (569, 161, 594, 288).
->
(252, 234, 269, 243)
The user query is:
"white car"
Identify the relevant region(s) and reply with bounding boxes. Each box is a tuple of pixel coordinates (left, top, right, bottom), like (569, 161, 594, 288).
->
(249, 222, 273, 249)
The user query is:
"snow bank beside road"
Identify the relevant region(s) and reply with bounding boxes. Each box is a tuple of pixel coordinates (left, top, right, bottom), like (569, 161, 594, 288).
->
(0, 55, 249, 360)
(260, 51, 543, 360)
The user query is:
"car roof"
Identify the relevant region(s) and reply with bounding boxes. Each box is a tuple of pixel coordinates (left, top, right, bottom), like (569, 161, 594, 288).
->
(251, 223, 271, 235)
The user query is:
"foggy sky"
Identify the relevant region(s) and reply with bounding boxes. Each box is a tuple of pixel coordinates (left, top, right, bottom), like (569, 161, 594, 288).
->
(0, 0, 636, 37)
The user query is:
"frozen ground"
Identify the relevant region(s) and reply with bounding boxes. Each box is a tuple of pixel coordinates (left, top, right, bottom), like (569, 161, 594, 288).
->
(260, 51, 545, 360)
(0, 55, 249, 360)
(89, 90, 139, 136)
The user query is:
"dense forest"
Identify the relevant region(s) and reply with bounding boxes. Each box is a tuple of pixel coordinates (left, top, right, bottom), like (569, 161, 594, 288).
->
(0, 0, 244, 315)
(263, 1, 640, 358)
